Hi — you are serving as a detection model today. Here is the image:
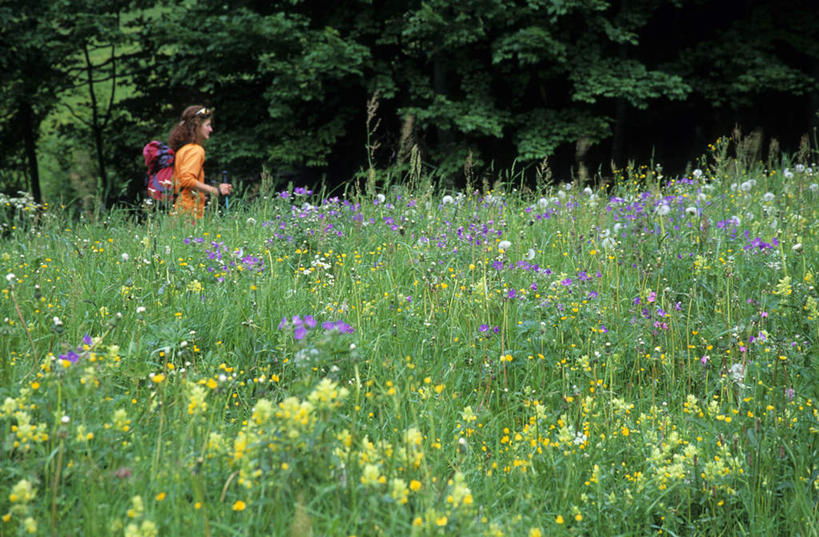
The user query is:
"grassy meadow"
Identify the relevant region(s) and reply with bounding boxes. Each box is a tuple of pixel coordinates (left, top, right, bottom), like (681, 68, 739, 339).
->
(1, 141, 818, 536)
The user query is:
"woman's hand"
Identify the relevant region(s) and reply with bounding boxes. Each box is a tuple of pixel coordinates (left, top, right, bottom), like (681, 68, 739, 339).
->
(218, 183, 232, 196)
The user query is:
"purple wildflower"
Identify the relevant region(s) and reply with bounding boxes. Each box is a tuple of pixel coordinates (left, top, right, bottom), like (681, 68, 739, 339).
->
(294, 325, 307, 340)
(60, 350, 80, 363)
(322, 320, 354, 334)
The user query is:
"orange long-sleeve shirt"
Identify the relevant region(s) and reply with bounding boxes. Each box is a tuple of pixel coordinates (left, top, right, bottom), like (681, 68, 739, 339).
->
(173, 143, 208, 220)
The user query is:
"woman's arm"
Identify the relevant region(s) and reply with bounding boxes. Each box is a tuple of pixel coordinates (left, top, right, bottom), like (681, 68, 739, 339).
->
(176, 145, 231, 196)
(176, 145, 218, 195)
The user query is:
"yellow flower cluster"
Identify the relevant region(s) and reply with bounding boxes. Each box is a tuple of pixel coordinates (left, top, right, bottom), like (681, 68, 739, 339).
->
(773, 276, 792, 297)
(124, 519, 158, 537)
(11, 411, 49, 451)
(122, 495, 158, 536)
(226, 378, 350, 488)
(5, 479, 37, 534)
(308, 378, 350, 409)
(276, 397, 315, 439)
(1, 396, 18, 417)
(251, 398, 275, 424)
(112, 408, 130, 432)
(186, 382, 209, 415)
(445, 472, 474, 509)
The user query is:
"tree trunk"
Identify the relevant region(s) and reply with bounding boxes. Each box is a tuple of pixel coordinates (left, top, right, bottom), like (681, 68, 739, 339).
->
(84, 45, 108, 205)
(611, 97, 627, 171)
(432, 44, 456, 188)
(432, 53, 452, 148)
(21, 101, 42, 204)
(610, 43, 629, 172)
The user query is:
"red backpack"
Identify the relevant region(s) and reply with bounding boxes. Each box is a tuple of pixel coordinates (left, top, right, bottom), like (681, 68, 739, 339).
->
(143, 141, 175, 201)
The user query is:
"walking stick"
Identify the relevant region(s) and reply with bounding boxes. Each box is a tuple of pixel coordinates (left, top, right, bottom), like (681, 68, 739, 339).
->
(222, 170, 230, 214)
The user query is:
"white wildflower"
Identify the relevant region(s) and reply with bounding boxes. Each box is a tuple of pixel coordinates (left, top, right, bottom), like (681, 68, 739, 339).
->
(730, 363, 746, 387)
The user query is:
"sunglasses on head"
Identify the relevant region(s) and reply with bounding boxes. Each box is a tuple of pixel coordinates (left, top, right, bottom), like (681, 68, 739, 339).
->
(195, 107, 211, 116)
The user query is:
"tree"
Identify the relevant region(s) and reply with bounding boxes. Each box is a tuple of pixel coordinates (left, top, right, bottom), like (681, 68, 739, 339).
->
(52, 0, 132, 203)
(5, 0, 818, 203)
(0, 0, 69, 200)
(123, 1, 370, 184)
(110, 0, 819, 190)
(0, 0, 138, 204)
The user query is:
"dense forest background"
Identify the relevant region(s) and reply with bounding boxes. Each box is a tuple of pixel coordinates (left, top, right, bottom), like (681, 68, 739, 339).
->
(1, 0, 818, 207)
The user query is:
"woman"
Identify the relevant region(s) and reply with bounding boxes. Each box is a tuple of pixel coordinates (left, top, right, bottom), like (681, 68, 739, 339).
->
(167, 105, 232, 220)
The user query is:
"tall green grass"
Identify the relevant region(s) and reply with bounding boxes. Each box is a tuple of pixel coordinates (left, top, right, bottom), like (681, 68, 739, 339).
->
(1, 145, 818, 536)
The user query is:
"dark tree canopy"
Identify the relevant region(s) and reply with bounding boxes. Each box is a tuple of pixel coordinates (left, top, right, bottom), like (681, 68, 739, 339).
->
(1, 0, 818, 203)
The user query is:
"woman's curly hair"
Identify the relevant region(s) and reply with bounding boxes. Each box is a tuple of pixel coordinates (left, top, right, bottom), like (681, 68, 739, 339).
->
(168, 105, 213, 151)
